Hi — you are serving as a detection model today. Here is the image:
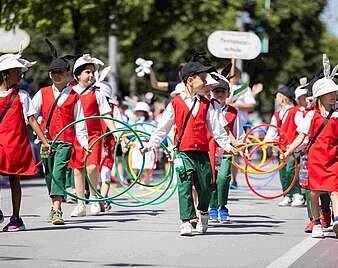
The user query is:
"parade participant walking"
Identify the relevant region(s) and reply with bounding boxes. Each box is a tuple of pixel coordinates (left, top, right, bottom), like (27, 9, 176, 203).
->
(209, 79, 244, 223)
(285, 55, 338, 238)
(0, 53, 50, 231)
(32, 39, 88, 225)
(264, 84, 305, 207)
(141, 55, 235, 236)
(69, 54, 118, 217)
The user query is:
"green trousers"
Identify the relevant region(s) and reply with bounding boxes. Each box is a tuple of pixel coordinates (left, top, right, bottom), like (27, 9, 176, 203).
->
(279, 152, 301, 198)
(210, 156, 231, 208)
(304, 190, 331, 219)
(175, 151, 212, 221)
(65, 168, 74, 188)
(43, 143, 72, 197)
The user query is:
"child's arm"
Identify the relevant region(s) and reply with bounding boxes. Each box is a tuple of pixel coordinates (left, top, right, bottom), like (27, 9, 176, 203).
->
(284, 132, 306, 158)
(27, 115, 50, 150)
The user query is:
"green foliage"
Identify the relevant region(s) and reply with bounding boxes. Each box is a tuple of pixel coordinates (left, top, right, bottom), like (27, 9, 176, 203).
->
(1, 0, 337, 113)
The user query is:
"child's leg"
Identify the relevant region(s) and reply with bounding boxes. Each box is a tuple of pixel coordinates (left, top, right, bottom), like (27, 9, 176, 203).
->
(217, 157, 232, 208)
(73, 168, 85, 206)
(320, 192, 331, 212)
(86, 164, 99, 197)
(9, 175, 21, 217)
(310, 190, 321, 220)
(330, 192, 338, 219)
(305, 190, 313, 219)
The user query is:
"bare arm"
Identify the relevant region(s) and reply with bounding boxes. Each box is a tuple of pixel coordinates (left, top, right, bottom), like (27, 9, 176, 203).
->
(28, 115, 50, 148)
(149, 69, 169, 92)
(231, 102, 255, 112)
(285, 132, 306, 157)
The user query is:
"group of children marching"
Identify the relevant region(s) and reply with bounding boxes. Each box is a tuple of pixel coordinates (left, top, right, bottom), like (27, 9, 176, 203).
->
(0, 44, 337, 239)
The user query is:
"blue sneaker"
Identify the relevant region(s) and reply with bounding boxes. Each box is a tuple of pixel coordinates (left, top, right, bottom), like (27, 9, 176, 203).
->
(229, 181, 238, 190)
(209, 207, 218, 222)
(219, 207, 231, 223)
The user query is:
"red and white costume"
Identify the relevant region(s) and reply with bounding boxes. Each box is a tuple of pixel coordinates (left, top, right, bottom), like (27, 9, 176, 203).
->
(0, 88, 37, 176)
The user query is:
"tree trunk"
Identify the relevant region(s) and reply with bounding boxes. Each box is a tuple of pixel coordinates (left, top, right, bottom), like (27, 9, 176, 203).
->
(71, 7, 81, 55)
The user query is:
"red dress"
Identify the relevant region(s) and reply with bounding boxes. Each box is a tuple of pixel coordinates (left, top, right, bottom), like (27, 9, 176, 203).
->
(308, 110, 338, 192)
(69, 89, 102, 168)
(0, 89, 37, 176)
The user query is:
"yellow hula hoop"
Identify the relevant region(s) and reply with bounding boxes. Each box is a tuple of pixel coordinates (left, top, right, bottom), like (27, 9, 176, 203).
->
(232, 142, 286, 174)
(245, 134, 267, 169)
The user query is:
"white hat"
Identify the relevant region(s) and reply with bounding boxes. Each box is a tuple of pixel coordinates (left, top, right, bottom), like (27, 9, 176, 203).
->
(295, 77, 308, 100)
(73, 54, 104, 74)
(312, 78, 338, 98)
(0, 53, 35, 72)
(170, 82, 185, 97)
(205, 73, 218, 86)
(312, 54, 338, 98)
(134, 101, 151, 113)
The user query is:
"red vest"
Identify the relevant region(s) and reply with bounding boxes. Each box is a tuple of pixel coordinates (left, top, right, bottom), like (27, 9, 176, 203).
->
(307, 110, 338, 191)
(40, 86, 79, 143)
(223, 105, 238, 133)
(80, 89, 102, 135)
(0, 89, 37, 175)
(274, 106, 299, 148)
(172, 95, 210, 151)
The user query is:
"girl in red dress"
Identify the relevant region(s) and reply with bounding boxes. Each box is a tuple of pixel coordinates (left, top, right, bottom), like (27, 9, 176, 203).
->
(0, 53, 50, 232)
(286, 55, 338, 238)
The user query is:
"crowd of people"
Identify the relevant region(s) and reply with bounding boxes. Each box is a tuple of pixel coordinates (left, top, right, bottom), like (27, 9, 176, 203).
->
(0, 42, 337, 240)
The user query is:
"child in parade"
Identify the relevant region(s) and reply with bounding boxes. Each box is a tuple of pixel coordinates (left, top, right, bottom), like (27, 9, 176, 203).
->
(32, 40, 88, 225)
(264, 84, 305, 207)
(0, 53, 50, 231)
(285, 54, 338, 238)
(141, 56, 235, 236)
(69, 55, 118, 217)
(209, 79, 244, 223)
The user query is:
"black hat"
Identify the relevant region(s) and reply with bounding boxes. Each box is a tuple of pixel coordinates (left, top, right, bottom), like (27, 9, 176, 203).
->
(276, 85, 295, 99)
(181, 61, 213, 81)
(212, 80, 230, 91)
(45, 38, 71, 72)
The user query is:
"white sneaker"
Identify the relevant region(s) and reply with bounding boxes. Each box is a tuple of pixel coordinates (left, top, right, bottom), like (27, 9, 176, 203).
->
(70, 205, 86, 217)
(312, 224, 324, 238)
(278, 196, 292, 207)
(291, 193, 305, 207)
(180, 222, 193, 236)
(89, 202, 101, 215)
(196, 212, 209, 234)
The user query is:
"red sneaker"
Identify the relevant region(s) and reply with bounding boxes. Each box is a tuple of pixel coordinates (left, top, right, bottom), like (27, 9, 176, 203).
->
(320, 210, 331, 228)
(304, 219, 315, 233)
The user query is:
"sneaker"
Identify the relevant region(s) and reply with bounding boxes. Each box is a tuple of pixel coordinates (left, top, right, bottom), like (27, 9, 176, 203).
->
(89, 201, 101, 215)
(196, 212, 209, 234)
(219, 207, 231, 223)
(291, 193, 305, 207)
(52, 210, 64, 225)
(47, 207, 54, 223)
(180, 222, 193, 236)
(333, 221, 338, 237)
(0, 209, 4, 224)
(70, 205, 86, 217)
(304, 219, 315, 233)
(103, 202, 112, 212)
(3, 215, 25, 232)
(209, 208, 218, 222)
(320, 210, 331, 229)
(278, 196, 292, 207)
(229, 181, 238, 190)
(190, 218, 198, 229)
(311, 224, 324, 238)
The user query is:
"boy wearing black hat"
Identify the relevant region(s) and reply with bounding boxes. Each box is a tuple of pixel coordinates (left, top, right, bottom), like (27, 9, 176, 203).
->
(32, 49, 88, 225)
(264, 85, 304, 207)
(141, 59, 234, 236)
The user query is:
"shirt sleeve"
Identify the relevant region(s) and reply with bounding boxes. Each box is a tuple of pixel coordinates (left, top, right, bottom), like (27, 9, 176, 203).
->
(146, 102, 175, 149)
(233, 115, 245, 140)
(73, 99, 88, 148)
(31, 90, 42, 116)
(95, 91, 112, 115)
(18, 90, 37, 124)
(294, 110, 304, 127)
(206, 103, 232, 152)
(264, 115, 278, 142)
(297, 110, 315, 135)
